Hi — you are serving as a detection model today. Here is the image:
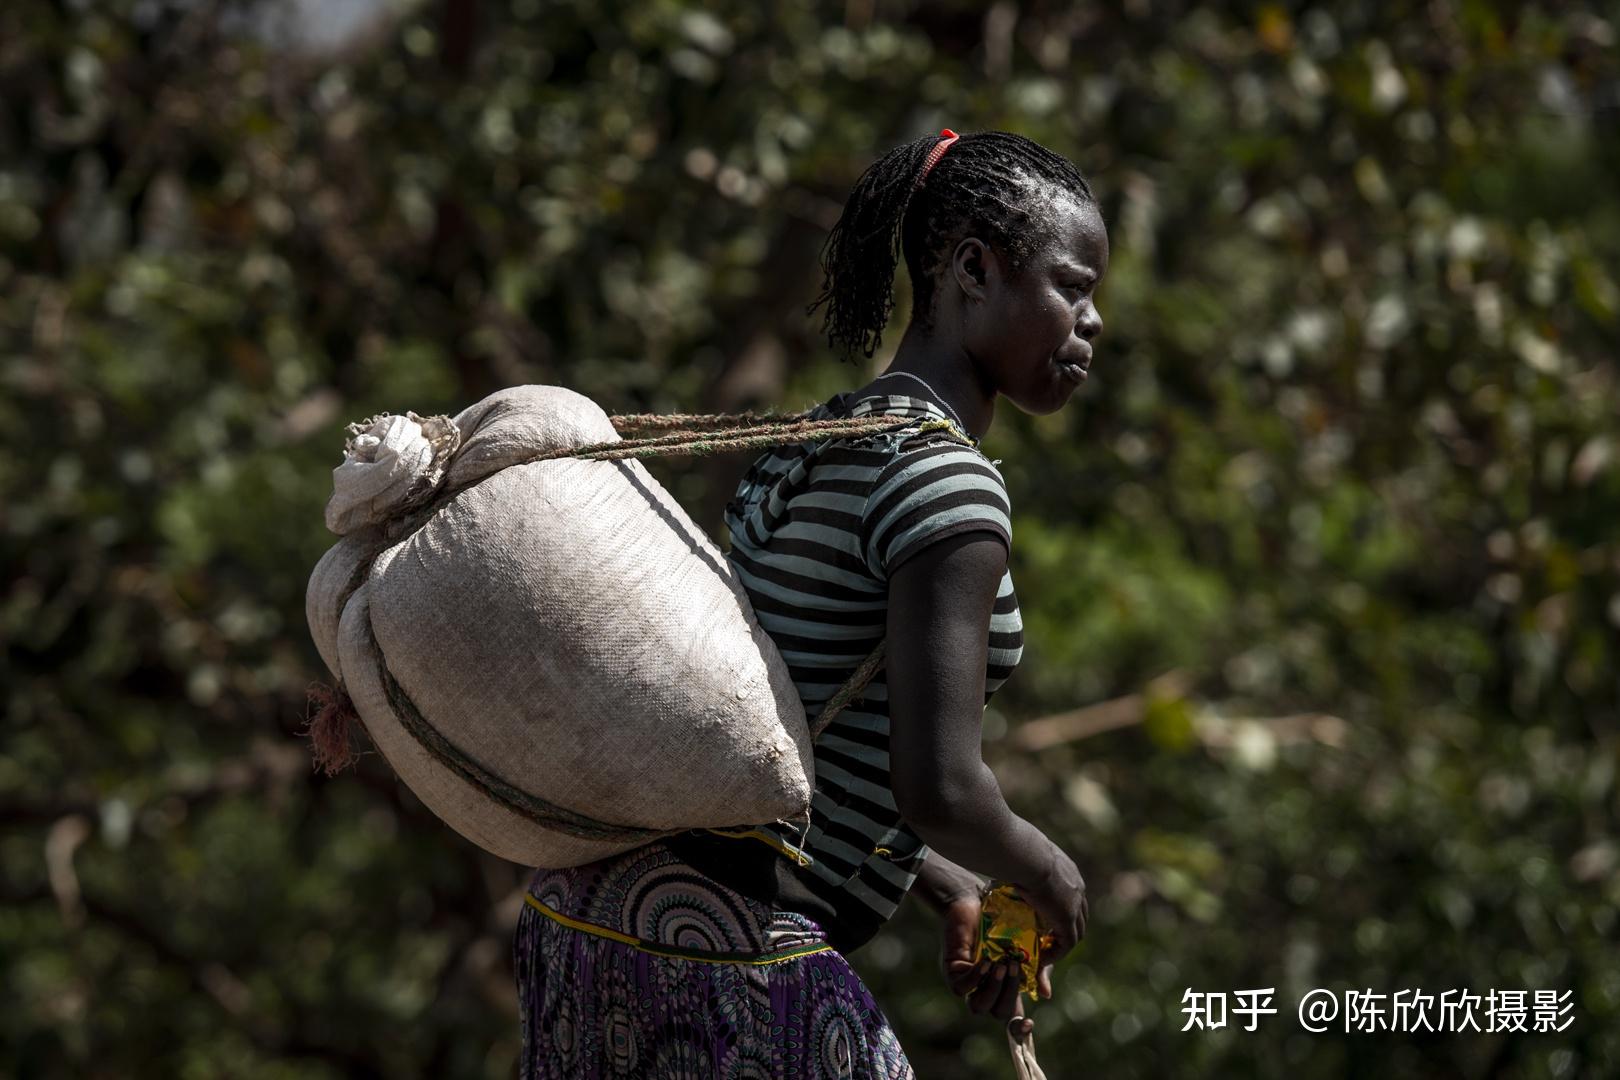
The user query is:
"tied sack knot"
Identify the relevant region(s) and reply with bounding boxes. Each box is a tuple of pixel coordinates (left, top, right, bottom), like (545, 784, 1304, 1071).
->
(324, 411, 460, 535)
(304, 681, 366, 775)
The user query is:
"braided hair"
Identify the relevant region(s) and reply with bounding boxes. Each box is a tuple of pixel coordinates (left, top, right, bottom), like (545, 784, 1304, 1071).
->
(806, 130, 1096, 363)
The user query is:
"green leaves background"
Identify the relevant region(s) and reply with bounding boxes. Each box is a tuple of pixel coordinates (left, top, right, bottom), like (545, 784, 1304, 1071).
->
(3, 1, 1617, 1076)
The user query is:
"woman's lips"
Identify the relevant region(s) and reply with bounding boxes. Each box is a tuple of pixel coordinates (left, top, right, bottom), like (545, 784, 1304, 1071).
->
(1055, 342, 1093, 383)
(1056, 355, 1089, 382)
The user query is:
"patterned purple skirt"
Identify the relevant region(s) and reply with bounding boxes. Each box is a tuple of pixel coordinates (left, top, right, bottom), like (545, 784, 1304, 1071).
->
(513, 841, 915, 1079)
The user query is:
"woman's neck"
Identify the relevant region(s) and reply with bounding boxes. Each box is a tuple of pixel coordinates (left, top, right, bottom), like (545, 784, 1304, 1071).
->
(872, 324, 996, 438)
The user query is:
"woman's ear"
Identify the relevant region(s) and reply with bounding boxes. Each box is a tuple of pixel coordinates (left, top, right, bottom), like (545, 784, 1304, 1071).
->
(952, 237, 991, 304)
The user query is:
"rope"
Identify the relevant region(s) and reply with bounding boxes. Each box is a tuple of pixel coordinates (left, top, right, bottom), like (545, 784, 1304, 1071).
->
(1007, 1020, 1048, 1080)
(364, 613, 673, 845)
(809, 641, 887, 740)
(530, 414, 957, 464)
(609, 410, 815, 435)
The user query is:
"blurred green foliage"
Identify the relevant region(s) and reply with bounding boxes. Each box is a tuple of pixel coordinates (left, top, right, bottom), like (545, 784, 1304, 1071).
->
(3, 0, 1618, 1076)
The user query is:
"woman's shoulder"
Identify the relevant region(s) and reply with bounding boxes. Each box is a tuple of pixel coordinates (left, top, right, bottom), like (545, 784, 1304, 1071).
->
(865, 408, 1007, 497)
(827, 392, 999, 472)
(727, 392, 1005, 540)
(858, 438, 1012, 580)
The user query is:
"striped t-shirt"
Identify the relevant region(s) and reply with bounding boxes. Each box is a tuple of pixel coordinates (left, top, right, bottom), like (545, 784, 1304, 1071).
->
(670, 390, 1024, 951)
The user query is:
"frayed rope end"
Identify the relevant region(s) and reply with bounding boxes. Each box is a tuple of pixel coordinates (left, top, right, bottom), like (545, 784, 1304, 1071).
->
(303, 682, 367, 776)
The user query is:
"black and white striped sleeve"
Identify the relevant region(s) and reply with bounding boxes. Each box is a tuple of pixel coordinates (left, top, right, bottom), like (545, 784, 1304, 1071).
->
(861, 441, 1012, 579)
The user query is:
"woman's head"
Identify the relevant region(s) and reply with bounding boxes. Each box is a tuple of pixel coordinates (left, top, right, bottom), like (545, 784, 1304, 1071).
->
(807, 130, 1107, 414)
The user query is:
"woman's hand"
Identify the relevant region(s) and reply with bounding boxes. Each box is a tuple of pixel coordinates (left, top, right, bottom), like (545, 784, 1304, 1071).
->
(941, 895, 1033, 1031)
(1017, 842, 1089, 1000)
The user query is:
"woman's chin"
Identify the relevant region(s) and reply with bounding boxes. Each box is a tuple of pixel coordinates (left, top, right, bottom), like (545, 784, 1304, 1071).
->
(1008, 384, 1080, 417)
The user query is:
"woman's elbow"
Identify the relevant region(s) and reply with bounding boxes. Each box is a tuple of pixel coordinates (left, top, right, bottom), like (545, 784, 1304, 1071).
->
(893, 765, 988, 832)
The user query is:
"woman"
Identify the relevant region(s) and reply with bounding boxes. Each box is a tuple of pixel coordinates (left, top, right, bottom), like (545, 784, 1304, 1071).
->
(514, 129, 1107, 1078)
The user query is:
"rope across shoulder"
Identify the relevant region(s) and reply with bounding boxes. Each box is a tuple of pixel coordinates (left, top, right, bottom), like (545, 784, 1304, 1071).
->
(557, 410, 963, 465)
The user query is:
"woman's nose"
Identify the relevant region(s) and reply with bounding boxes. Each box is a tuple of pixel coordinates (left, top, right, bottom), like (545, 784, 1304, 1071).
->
(1076, 305, 1103, 341)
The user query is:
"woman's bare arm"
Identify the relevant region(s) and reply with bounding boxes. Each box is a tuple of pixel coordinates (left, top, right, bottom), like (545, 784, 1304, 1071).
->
(886, 531, 1089, 968)
(886, 532, 1051, 882)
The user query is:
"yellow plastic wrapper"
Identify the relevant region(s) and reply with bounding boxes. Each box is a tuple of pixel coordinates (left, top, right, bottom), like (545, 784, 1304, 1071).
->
(972, 882, 1055, 996)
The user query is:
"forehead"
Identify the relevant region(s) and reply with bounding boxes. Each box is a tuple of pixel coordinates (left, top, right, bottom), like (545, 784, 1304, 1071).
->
(1036, 198, 1108, 272)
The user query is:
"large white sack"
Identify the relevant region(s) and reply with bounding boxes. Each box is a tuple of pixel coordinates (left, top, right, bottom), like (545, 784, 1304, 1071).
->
(306, 384, 815, 868)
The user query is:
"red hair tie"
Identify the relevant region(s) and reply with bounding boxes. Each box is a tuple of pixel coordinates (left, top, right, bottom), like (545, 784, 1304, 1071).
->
(914, 128, 960, 190)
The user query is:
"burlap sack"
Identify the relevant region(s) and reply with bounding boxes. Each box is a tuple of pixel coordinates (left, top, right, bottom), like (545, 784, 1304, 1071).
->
(305, 385, 815, 868)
